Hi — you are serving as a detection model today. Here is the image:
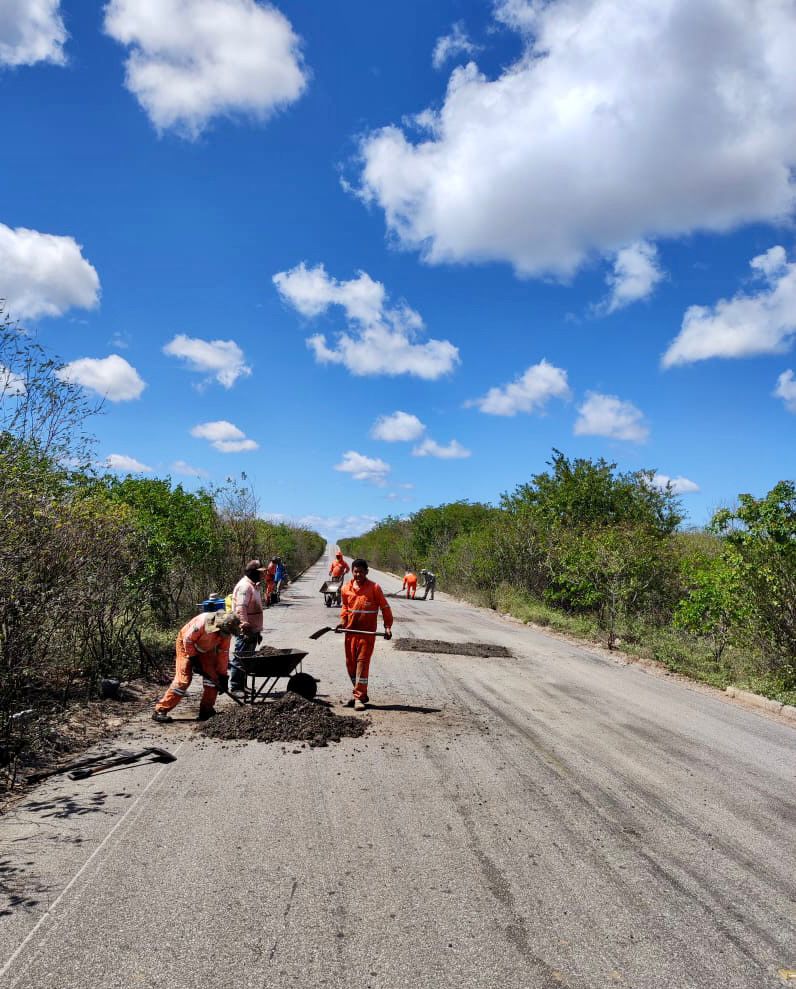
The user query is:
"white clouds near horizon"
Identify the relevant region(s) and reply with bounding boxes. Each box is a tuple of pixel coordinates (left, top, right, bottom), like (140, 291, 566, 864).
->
(172, 459, 209, 477)
(602, 241, 664, 313)
(57, 355, 145, 402)
(574, 392, 649, 442)
(469, 359, 570, 416)
(651, 473, 699, 495)
(0, 364, 26, 397)
(105, 453, 152, 473)
(273, 263, 459, 380)
(357, 0, 796, 279)
(0, 224, 99, 321)
(412, 438, 471, 459)
(774, 370, 796, 413)
(103, 0, 307, 138)
(334, 450, 390, 485)
(0, 0, 66, 67)
(432, 23, 479, 70)
(163, 334, 251, 388)
(371, 411, 425, 442)
(191, 420, 258, 452)
(663, 246, 796, 367)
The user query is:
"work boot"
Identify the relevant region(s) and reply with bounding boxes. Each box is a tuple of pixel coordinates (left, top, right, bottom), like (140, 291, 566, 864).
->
(343, 698, 355, 708)
(196, 708, 216, 722)
(354, 699, 366, 712)
(152, 709, 173, 723)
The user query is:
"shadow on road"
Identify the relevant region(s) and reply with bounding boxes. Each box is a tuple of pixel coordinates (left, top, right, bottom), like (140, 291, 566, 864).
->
(365, 704, 442, 714)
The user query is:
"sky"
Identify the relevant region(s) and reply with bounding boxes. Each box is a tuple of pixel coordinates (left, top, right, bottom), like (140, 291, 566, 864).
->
(1, 0, 794, 540)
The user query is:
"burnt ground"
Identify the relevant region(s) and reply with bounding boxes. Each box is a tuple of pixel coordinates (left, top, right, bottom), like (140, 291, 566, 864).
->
(392, 638, 512, 659)
(197, 692, 368, 748)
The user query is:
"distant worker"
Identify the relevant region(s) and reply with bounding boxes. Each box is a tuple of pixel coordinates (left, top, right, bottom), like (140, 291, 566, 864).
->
(336, 558, 393, 710)
(273, 557, 287, 598)
(264, 558, 278, 605)
(229, 559, 266, 693)
(153, 610, 241, 722)
(420, 569, 436, 601)
(329, 551, 350, 580)
(402, 570, 418, 599)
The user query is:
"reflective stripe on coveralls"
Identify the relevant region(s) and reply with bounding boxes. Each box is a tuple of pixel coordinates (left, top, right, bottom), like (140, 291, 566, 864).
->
(155, 613, 232, 715)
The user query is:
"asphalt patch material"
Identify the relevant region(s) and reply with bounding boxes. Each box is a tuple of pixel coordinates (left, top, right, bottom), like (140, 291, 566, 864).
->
(393, 638, 512, 659)
(197, 693, 368, 748)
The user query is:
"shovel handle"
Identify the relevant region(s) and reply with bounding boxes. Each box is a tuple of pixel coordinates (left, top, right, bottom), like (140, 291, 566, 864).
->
(335, 628, 389, 637)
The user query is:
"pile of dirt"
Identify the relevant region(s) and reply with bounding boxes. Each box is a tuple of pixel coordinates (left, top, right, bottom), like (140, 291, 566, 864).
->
(393, 638, 512, 659)
(198, 693, 368, 748)
(252, 645, 291, 657)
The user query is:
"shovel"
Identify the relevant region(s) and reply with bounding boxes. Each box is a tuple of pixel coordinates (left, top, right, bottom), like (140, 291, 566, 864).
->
(309, 626, 389, 640)
(66, 747, 177, 780)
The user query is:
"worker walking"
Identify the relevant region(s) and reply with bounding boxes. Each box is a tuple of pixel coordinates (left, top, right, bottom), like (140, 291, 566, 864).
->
(264, 558, 278, 605)
(329, 551, 350, 580)
(420, 569, 436, 600)
(229, 559, 266, 693)
(336, 558, 393, 710)
(153, 610, 241, 722)
(402, 569, 418, 599)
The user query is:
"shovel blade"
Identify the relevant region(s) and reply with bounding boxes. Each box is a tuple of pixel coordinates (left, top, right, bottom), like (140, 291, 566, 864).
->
(309, 626, 334, 640)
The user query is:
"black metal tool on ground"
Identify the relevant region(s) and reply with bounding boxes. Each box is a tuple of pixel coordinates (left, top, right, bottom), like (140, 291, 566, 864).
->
(26, 750, 138, 784)
(67, 746, 177, 780)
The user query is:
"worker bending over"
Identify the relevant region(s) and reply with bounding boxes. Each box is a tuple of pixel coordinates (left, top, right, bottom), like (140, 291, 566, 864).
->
(337, 558, 393, 710)
(153, 610, 241, 722)
(329, 551, 350, 580)
(420, 569, 436, 600)
(402, 569, 418, 599)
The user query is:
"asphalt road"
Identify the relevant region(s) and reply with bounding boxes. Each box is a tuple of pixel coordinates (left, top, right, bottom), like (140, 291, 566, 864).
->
(1, 549, 795, 988)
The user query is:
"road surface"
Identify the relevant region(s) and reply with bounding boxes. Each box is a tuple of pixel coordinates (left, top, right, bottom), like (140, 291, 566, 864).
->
(1, 549, 794, 988)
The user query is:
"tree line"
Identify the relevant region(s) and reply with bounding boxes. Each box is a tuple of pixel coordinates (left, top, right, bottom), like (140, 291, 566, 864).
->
(340, 450, 795, 703)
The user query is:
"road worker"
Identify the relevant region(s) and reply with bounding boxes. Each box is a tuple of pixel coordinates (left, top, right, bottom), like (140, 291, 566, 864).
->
(229, 559, 266, 693)
(336, 558, 393, 710)
(152, 610, 241, 723)
(273, 557, 287, 598)
(402, 569, 418, 599)
(329, 551, 350, 580)
(419, 569, 436, 601)
(264, 558, 278, 605)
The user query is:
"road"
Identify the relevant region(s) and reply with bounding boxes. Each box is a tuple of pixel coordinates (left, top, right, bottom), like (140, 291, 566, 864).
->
(1, 548, 795, 988)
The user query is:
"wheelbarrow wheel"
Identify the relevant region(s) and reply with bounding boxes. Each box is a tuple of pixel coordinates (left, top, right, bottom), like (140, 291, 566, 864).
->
(287, 672, 317, 700)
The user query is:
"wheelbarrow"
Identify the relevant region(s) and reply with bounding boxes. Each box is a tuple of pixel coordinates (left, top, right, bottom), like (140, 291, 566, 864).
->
(233, 648, 316, 704)
(319, 578, 342, 608)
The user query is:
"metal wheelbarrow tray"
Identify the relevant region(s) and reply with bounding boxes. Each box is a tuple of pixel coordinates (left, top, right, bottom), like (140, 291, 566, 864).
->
(236, 648, 316, 703)
(319, 579, 343, 608)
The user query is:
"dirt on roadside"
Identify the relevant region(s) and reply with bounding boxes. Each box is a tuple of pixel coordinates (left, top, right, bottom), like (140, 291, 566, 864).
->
(393, 638, 512, 659)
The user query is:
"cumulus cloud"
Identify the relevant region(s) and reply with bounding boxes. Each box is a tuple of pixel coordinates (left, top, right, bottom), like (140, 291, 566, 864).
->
(0, 364, 26, 397)
(0, 224, 99, 321)
(432, 22, 479, 70)
(0, 0, 67, 67)
(602, 241, 664, 313)
(412, 437, 471, 459)
(357, 0, 796, 278)
(57, 355, 145, 402)
(651, 473, 699, 495)
(105, 453, 152, 473)
(191, 420, 258, 452)
(334, 450, 391, 484)
(371, 411, 426, 442)
(172, 459, 209, 477)
(468, 359, 570, 416)
(663, 246, 796, 367)
(273, 263, 459, 380)
(774, 369, 796, 413)
(270, 512, 379, 540)
(163, 334, 251, 388)
(103, 0, 307, 138)
(574, 391, 648, 442)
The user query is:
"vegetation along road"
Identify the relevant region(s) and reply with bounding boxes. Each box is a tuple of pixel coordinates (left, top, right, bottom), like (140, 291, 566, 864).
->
(1, 548, 794, 988)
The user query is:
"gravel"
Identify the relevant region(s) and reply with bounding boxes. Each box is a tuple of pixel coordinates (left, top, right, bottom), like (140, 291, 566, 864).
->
(393, 638, 512, 658)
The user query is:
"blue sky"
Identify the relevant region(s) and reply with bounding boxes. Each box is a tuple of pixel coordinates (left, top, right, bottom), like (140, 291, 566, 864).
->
(1, 0, 794, 538)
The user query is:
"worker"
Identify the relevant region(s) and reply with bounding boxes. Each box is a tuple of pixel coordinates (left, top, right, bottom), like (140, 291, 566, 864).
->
(402, 569, 418, 599)
(329, 551, 350, 580)
(336, 558, 393, 710)
(229, 559, 266, 693)
(152, 610, 241, 722)
(273, 557, 287, 599)
(264, 558, 278, 605)
(419, 569, 436, 601)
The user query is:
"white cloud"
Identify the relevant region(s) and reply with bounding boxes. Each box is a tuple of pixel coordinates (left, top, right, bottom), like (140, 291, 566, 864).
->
(273, 262, 459, 380)
(412, 437, 471, 459)
(468, 358, 570, 416)
(574, 391, 648, 442)
(57, 355, 145, 402)
(172, 459, 209, 477)
(602, 241, 664, 313)
(432, 22, 479, 70)
(334, 450, 391, 484)
(663, 246, 796, 367)
(0, 0, 67, 67)
(357, 0, 796, 278)
(0, 224, 99, 321)
(774, 369, 796, 413)
(371, 410, 426, 442)
(105, 453, 152, 473)
(163, 334, 251, 388)
(0, 364, 26, 397)
(191, 419, 258, 452)
(651, 473, 699, 495)
(103, 0, 307, 138)
(270, 512, 380, 541)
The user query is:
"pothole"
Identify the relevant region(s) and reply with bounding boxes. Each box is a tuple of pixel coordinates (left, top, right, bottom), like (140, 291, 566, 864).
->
(393, 639, 512, 658)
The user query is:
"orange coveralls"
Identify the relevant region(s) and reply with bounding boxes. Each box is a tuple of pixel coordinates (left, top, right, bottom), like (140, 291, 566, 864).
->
(155, 613, 232, 717)
(264, 561, 277, 603)
(402, 572, 418, 598)
(329, 555, 350, 579)
(340, 578, 393, 702)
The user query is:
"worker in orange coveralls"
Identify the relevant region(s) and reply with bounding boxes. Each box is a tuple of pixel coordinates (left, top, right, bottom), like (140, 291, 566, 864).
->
(336, 558, 392, 711)
(152, 610, 241, 723)
(329, 551, 350, 580)
(264, 558, 278, 605)
(402, 570, 418, 599)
